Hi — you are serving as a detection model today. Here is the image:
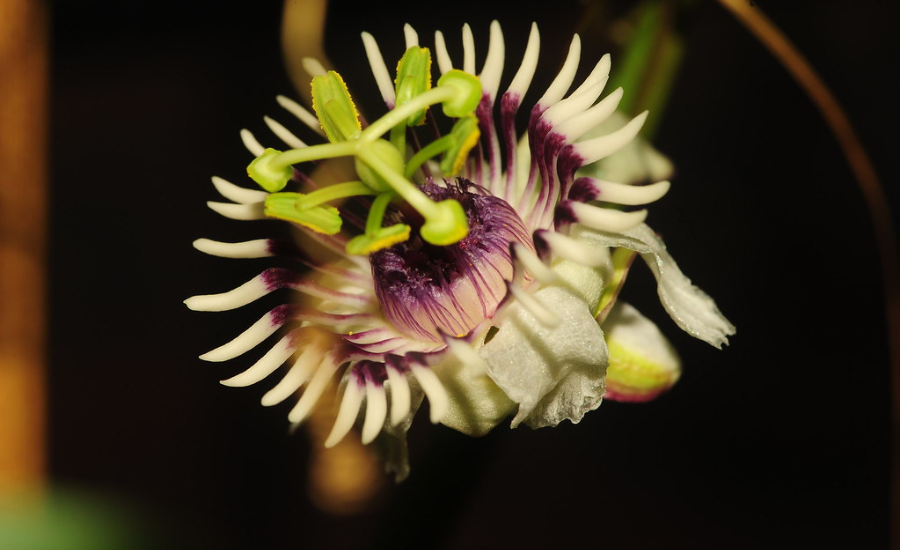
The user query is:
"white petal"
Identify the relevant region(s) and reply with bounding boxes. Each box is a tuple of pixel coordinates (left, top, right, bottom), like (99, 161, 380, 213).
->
(276, 95, 324, 136)
(193, 238, 271, 259)
(324, 378, 364, 448)
(434, 30, 453, 75)
(301, 56, 327, 77)
(573, 111, 648, 165)
(461, 23, 475, 75)
(261, 349, 321, 406)
(589, 178, 671, 206)
(538, 34, 581, 107)
(219, 333, 296, 387)
(240, 128, 265, 156)
(361, 379, 388, 444)
(288, 358, 339, 424)
(555, 87, 623, 142)
(362, 32, 396, 105)
(506, 23, 540, 99)
(211, 176, 268, 204)
(199, 307, 285, 362)
(566, 201, 648, 233)
(586, 224, 736, 348)
(386, 366, 411, 427)
(403, 23, 419, 48)
(264, 116, 307, 149)
(481, 285, 608, 428)
(479, 21, 505, 101)
(410, 363, 448, 423)
(183, 273, 271, 311)
(206, 201, 265, 221)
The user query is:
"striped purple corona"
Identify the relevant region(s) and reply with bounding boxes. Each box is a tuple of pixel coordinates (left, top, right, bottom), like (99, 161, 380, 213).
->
(186, 21, 734, 479)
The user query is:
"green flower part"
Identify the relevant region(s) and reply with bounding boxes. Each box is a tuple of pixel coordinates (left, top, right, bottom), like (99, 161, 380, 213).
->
(394, 46, 432, 127)
(189, 22, 734, 481)
(311, 71, 362, 142)
(263, 192, 341, 234)
(246, 148, 293, 192)
(436, 69, 482, 117)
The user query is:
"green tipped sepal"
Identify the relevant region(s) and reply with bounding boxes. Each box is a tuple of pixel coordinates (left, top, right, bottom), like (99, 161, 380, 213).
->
(264, 192, 342, 234)
(248, 148, 292, 192)
(420, 199, 468, 245)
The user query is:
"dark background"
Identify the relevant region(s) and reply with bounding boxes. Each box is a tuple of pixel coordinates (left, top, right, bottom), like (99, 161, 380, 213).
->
(48, 0, 896, 548)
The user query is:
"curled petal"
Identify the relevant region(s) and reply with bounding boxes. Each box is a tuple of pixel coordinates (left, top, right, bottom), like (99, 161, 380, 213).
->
(586, 224, 736, 348)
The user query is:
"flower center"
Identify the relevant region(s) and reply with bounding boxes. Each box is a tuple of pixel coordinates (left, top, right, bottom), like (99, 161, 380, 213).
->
(371, 179, 533, 342)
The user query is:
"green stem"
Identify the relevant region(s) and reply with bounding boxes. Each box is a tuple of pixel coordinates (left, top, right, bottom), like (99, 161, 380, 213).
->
(365, 192, 396, 234)
(298, 181, 376, 209)
(357, 147, 438, 218)
(271, 141, 357, 171)
(361, 86, 456, 143)
(405, 136, 453, 179)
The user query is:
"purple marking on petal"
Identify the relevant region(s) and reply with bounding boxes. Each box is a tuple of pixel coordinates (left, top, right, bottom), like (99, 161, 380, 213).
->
(499, 92, 521, 196)
(557, 143, 586, 199)
(553, 201, 578, 227)
(532, 230, 551, 262)
(384, 354, 409, 374)
(261, 268, 305, 291)
(568, 177, 601, 203)
(265, 238, 301, 257)
(269, 303, 300, 326)
(355, 360, 388, 386)
(370, 180, 533, 342)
